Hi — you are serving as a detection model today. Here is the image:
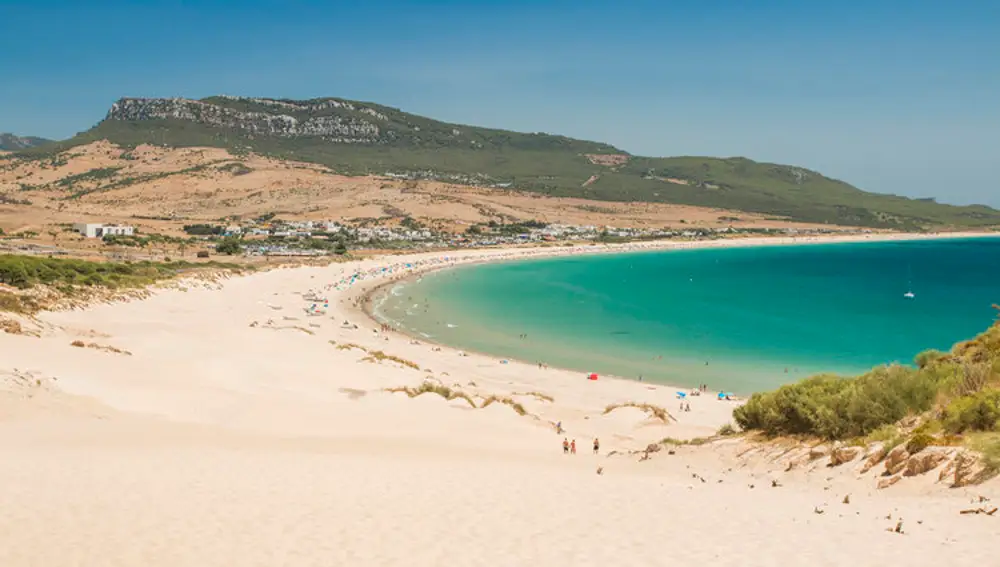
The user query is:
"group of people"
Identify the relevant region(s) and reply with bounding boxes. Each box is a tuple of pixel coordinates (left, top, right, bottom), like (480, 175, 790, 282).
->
(562, 438, 600, 455)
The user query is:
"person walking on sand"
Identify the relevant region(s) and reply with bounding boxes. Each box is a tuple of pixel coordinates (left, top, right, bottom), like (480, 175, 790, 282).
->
(571, 439, 577, 454)
(593, 438, 600, 455)
(563, 438, 569, 454)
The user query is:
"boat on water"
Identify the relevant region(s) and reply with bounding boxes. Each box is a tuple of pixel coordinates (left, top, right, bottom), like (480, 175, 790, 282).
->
(903, 265, 915, 299)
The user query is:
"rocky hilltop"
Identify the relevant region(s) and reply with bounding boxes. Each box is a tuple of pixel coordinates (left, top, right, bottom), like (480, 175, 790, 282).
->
(0, 133, 52, 151)
(108, 97, 384, 144)
(26, 95, 1000, 230)
(103, 95, 614, 152)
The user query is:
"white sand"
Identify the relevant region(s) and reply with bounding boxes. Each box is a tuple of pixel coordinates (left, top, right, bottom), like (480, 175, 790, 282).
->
(1, 233, 998, 566)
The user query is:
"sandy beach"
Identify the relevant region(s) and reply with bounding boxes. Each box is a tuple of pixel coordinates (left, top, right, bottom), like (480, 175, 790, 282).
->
(2, 232, 998, 566)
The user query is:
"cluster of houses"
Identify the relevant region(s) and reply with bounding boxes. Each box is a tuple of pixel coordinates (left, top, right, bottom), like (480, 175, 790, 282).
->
(74, 217, 863, 256)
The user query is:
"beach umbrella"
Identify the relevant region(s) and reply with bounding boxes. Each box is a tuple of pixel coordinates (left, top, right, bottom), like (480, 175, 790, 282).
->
(588, 373, 599, 381)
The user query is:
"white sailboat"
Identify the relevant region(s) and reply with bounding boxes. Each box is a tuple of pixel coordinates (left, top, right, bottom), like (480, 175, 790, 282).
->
(903, 265, 915, 299)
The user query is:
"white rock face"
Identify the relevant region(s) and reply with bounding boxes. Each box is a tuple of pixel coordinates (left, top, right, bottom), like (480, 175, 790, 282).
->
(107, 97, 384, 142)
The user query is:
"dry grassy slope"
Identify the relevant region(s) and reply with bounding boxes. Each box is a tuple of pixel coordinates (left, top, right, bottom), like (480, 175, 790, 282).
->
(0, 142, 844, 237)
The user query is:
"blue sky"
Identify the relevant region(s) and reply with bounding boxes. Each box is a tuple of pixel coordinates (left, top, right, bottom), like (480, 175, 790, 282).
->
(1, 0, 998, 205)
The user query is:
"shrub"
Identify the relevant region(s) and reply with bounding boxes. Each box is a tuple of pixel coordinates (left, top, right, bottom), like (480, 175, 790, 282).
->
(196, 250, 210, 258)
(480, 395, 527, 416)
(361, 350, 420, 370)
(183, 224, 224, 236)
(967, 432, 1000, 472)
(603, 402, 672, 423)
(214, 238, 242, 255)
(386, 382, 476, 408)
(0, 254, 245, 292)
(512, 391, 555, 403)
(865, 423, 905, 451)
(717, 423, 737, 436)
(734, 365, 941, 440)
(956, 361, 993, 396)
(941, 390, 1000, 434)
(914, 349, 947, 369)
(905, 432, 934, 454)
(0, 292, 36, 314)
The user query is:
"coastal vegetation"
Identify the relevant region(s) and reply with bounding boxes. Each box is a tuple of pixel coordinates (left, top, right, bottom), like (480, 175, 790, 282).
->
(603, 402, 674, 423)
(17, 95, 1000, 230)
(0, 255, 242, 291)
(0, 255, 246, 315)
(360, 349, 421, 370)
(385, 382, 532, 416)
(734, 311, 1000, 469)
(512, 391, 555, 403)
(386, 382, 478, 408)
(479, 395, 528, 416)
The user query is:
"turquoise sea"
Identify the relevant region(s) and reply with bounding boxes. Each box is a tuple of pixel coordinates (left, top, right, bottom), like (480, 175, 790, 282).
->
(374, 238, 1000, 393)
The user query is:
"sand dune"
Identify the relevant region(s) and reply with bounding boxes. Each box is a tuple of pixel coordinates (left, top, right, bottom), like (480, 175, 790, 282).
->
(1, 238, 998, 566)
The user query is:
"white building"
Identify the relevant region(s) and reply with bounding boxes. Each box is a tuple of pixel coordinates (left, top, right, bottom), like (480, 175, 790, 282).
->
(73, 223, 135, 238)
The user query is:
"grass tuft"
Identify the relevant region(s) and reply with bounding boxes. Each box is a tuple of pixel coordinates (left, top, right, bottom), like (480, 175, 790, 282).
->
(480, 395, 527, 416)
(361, 350, 420, 370)
(512, 391, 555, 403)
(603, 402, 673, 423)
(967, 432, 1000, 473)
(386, 382, 477, 408)
(717, 423, 737, 436)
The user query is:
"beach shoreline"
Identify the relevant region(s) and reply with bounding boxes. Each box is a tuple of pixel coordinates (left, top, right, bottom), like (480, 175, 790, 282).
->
(348, 230, 999, 393)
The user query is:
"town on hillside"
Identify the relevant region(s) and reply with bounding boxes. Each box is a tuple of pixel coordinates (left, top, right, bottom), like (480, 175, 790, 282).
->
(0, 215, 867, 260)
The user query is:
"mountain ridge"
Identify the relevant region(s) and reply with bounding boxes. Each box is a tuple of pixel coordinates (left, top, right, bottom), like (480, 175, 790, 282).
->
(19, 95, 1000, 230)
(0, 133, 53, 151)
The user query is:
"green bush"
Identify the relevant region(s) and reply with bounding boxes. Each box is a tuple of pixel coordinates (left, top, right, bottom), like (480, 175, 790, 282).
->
(733, 365, 942, 440)
(906, 432, 934, 454)
(0, 254, 246, 294)
(214, 238, 242, 255)
(914, 349, 947, 369)
(967, 432, 1000, 472)
(942, 390, 1000, 433)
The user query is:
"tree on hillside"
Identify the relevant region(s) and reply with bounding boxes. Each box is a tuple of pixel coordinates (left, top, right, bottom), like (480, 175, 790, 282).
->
(215, 238, 242, 256)
(333, 237, 348, 256)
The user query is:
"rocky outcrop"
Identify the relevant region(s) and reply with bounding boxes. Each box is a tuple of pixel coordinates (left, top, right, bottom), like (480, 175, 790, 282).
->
(860, 443, 887, 473)
(903, 448, 951, 477)
(809, 445, 831, 460)
(884, 446, 910, 475)
(107, 98, 384, 144)
(877, 475, 902, 490)
(829, 446, 861, 467)
(950, 451, 997, 488)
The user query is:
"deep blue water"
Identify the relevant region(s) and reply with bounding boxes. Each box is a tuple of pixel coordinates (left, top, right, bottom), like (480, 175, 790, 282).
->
(376, 238, 1000, 392)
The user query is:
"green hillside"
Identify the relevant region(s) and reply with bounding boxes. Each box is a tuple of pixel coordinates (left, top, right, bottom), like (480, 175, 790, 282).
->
(23, 96, 1000, 230)
(0, 133, 53, 151)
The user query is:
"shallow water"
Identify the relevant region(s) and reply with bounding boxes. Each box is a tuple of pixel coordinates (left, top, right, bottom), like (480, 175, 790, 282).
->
(375, 238, 1000, 393)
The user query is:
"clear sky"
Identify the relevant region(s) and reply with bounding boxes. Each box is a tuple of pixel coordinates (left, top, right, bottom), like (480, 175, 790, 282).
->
(1, 0, 998, 205)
